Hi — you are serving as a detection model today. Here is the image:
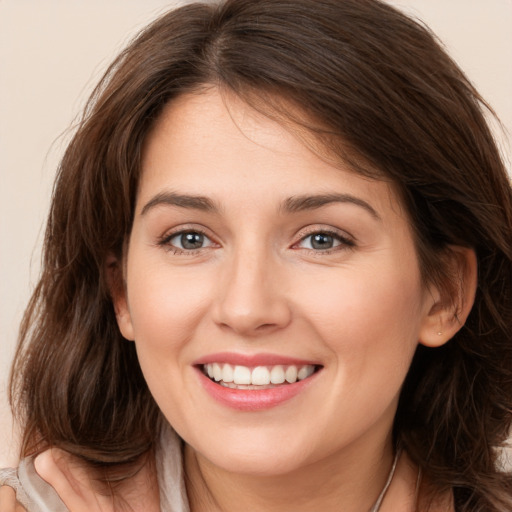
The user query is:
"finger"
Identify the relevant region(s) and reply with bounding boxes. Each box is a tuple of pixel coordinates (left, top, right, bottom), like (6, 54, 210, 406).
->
(0, 485, 26, 512)
(35, 449, 114, 512)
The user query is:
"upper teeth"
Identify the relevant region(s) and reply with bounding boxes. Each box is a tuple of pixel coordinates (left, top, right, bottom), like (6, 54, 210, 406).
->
(204, 363, 315, 386)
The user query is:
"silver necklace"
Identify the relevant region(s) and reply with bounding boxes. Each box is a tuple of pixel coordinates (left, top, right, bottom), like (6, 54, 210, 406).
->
(368, 449, 401, 512)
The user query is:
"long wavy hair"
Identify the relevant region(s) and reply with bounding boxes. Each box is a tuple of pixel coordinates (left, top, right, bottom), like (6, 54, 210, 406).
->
(10, 0, 512, 510)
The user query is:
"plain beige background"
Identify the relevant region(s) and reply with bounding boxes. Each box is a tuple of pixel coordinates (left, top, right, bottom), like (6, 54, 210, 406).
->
(1, 1, 511, 467)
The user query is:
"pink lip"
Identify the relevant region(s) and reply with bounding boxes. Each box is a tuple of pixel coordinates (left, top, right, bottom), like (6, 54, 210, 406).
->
(193, 353, 322, 412)
(193, 352, 320, 367)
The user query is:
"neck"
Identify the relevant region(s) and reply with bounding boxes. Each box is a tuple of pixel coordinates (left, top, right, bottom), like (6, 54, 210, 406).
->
(184, 436, 395, 512)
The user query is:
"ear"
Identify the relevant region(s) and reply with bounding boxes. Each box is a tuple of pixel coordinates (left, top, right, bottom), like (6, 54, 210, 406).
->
(419, 246, 477, 348)
(105, 252, 135, 341)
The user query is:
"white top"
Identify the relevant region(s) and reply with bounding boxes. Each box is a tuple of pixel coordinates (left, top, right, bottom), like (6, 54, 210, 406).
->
(0, 423, 189, 512)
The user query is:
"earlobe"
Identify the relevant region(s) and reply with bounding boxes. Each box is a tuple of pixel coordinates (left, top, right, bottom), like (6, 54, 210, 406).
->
(105, 252, 135, 341)
(419, 247, 477, 348)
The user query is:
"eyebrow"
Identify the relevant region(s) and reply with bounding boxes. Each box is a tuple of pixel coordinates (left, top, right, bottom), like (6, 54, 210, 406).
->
(282, 193, 381, 220)
(140, 191, 380, 220)
(141, 192, 219, 215)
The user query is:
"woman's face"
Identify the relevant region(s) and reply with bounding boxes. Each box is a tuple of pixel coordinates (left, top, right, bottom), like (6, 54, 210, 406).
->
(116, 89, 438, 475)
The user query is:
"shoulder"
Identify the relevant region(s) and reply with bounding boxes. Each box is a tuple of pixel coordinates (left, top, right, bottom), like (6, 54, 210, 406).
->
(0, 458, 68, 512)
(0, 425, 181, 512)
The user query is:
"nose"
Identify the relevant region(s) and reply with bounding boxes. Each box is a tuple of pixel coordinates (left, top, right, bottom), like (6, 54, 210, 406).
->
(212, 247, 292, 337)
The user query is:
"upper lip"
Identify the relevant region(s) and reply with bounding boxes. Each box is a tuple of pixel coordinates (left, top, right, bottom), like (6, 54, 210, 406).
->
(193, 352, 322, 367)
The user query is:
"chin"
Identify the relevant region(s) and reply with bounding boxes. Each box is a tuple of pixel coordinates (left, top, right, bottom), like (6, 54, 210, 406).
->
(189, 429, 315, 477)
(209, 450, 309, 477)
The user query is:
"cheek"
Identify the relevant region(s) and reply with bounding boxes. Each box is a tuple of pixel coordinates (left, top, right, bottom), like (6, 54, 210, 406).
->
(125, 257, 213, 356)
(285, 261, 425, 448)
(124, 258, 214, 421)
(298, 259, 425, 380)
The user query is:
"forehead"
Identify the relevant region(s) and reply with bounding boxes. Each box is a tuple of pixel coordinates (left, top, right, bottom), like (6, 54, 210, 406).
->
(139, 89, 405, 219)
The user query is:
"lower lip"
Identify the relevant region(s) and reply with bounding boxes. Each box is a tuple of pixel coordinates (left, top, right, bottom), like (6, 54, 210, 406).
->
(196, 368, 318, 411)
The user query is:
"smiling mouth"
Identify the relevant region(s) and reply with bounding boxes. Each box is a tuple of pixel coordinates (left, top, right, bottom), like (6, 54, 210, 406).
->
(201, 363, 321, 389)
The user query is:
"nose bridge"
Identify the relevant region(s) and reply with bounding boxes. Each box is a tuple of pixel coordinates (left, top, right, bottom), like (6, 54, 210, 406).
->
(213, 238, 291, 335)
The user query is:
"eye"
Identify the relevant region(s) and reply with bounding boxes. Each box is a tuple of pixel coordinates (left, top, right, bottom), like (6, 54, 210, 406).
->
(165, 230, 215, 251)
(296, 231, 354, 251)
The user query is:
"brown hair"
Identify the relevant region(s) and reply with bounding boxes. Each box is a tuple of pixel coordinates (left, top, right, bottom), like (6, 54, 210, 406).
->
(10, 0, 512, 509)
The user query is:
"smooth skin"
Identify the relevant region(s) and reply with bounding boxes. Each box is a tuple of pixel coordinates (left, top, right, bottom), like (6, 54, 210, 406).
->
(112, 89, 474, 511)
(0, 89, 476, 511)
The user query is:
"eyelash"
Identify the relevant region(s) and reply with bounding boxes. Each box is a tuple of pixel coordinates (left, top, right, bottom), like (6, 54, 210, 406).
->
(157, 227, 215, 255)
(157, 227, 356, 255)
(294, 228, 355, 255)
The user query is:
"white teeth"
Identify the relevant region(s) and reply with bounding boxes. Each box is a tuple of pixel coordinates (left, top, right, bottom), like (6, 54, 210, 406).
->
(270, 365, 285, 384)
(285, 365, 298, 383)
(233, 365, 252, 385)
(222, 363, 234, 383)
(298, 365, 315, 380)
(251, 366, 271, 385)
(204, 363, 316, 386)
(213, 363, 222, 382)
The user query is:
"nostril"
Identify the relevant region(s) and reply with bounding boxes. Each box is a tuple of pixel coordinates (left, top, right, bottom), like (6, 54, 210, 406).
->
(255, 323, 279, 331)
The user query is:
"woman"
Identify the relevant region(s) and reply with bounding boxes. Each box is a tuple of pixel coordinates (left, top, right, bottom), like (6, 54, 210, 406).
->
(1, 0, 511, 510)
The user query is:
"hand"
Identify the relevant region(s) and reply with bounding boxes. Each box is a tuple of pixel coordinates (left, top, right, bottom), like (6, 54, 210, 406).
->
(0, 485, 26, 511)
(34, 449, 116, 512)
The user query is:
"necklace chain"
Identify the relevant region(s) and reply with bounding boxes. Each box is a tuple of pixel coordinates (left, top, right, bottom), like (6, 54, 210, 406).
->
(368, 449, 401, 512)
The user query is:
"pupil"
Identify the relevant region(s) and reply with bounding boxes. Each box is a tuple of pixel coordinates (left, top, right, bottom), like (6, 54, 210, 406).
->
(181, 232, 204, 249)
(311, 233, 333, 250)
